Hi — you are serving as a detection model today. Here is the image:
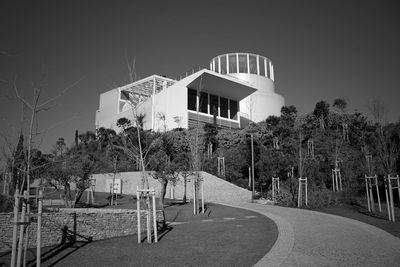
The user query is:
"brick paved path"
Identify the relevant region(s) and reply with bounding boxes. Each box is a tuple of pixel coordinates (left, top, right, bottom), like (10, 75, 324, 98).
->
(220, 202, 400, 267)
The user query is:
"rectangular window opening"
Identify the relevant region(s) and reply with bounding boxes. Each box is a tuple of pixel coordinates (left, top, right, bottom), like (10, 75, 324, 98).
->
(238, 54, 248, 73)
(188, 88, 197, 111)
(249, 55, 257, 74)
(220, 97, 228, 118)
(230, 99, 238, 120)
(229, 54, 237, 73)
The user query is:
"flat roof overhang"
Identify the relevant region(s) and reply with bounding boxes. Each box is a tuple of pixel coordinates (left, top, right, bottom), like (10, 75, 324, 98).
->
(187, 70, 257, 101)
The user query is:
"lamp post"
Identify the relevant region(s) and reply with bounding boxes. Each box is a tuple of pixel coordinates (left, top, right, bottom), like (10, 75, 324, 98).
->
(247, 129, 257, 202)
(251, 133, 255, 201)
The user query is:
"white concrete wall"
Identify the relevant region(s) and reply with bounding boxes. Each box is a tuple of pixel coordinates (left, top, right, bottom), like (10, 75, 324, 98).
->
(153, 82, 188, 131)
(95, 89, 135, 131)
(91, 171, 252, 204)
(229, 73, 285, 122)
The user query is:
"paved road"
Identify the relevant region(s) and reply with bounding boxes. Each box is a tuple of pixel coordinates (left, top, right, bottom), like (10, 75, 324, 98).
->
(220, 202, 400, 267)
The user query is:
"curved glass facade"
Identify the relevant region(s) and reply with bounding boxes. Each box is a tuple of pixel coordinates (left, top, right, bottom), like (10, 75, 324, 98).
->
(210, 53, 274, 81)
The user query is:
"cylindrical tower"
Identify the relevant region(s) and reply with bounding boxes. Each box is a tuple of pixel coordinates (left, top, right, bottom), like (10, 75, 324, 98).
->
(210, 53, 284, 123)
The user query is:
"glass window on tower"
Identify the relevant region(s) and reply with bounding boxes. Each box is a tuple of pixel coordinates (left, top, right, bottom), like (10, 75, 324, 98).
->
(249, 55, 257, 74)
(238, 54, 248, 73)
(214, 58, 219, 73)
(220, 55, 227, 74)
(229, 54, 237, 73)
(259, 57, 265, 76)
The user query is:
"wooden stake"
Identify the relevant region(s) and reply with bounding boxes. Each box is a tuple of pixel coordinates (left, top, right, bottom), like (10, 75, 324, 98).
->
(152, 191, 158, 243)
(389, 180, 395, 222)
(385, 180, 392, 221)
(297, 179, 301, 208)
(375, 176, 382, 212)
(17, 191, 27, 267)
(193, 179, 196, 215)
(11, 191, 20, 267)
(365, 177, 371, 212)
(37, 190, 43, 267)
(146, 196, 151, 243)
(305, 178, 308, 206)
(201, 181, 204, 214)
(137, 186, 141, 244)
(369, 182, 375, 212)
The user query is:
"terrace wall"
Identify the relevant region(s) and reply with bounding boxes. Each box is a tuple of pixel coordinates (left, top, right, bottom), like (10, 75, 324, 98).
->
(0, 208, 163, 253)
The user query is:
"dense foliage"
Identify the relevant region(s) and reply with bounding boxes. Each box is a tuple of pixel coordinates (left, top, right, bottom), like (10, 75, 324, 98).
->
(2, 98, 400, 209)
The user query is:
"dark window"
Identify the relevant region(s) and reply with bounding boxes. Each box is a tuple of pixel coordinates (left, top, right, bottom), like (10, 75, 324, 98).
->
(199, 92, 208, 113)
(220, 97, 228, 118)
(230, 99, 238, 120)
(266, 60, 270, 78)
(120, 90, 130, 100)
(188, 88, 197, 111)
(229, 54, 237, 73)
(210, 94, 219, 117)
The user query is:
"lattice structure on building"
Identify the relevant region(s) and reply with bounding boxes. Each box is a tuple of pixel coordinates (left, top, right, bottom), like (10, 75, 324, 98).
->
(118, 75, 175, 113)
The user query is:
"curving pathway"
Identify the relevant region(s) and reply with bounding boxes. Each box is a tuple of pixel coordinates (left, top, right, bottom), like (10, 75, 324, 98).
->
(219, 202, 400, 267)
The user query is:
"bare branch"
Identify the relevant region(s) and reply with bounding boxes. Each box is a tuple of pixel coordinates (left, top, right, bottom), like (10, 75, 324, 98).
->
(0, 51, 22, 57)
(125, 53, 136, 83)
(13, 76, 33, 110)
(37, 76, 85, 108)
(35, 112, 81, 148)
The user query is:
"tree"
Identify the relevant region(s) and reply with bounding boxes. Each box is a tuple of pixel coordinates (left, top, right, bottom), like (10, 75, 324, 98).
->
(313, 101, 330, 129)
(44, 150, 95, 208)
(333, 98, 347, 111)
(78, 131, 96, 147)
(10, 132, 25, 194)
(56, 137, 66, 157)
(74, 129, 79, 147)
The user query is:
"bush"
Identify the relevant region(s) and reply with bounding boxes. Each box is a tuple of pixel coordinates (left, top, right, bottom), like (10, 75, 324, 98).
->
(274, 183, 353, 209)
(0, 193, 14, 212)
(274, 188, 296, 207)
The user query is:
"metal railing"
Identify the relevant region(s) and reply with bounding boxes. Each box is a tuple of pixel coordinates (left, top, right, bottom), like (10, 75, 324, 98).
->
(175, 65, 210, 81)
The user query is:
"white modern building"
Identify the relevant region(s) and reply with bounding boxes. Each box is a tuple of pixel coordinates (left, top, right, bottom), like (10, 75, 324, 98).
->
(95, 53, 285, 131)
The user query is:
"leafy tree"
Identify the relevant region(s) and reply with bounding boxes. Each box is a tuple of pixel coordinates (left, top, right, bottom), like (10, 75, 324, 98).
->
(56, 137, 66, 157)
(313, 100, 330, 129)
(10, 132, 25, 194)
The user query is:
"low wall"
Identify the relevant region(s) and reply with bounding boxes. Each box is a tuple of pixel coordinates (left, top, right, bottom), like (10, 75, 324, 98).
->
(0, 208, 163, 253)
(92, 171, 252, 204)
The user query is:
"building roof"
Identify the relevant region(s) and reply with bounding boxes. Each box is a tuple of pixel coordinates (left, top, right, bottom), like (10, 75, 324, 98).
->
(186, 69, 257, 101)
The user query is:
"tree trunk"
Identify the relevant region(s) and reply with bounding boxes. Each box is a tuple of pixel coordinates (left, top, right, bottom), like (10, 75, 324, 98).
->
(158, 178, 168, 224)
(63, 184, 72, 208)
(183, 176, 187, 203)
(159, 178, 168, 207)
(72, 189, 84, 208)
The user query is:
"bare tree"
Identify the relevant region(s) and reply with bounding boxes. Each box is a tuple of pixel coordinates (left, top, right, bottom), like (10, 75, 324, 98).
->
(13, 76, 81, 195)
(368, 97, 387, 126)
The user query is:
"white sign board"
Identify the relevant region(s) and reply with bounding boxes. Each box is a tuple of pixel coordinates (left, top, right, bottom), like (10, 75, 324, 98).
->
(105, 178, 122, 194)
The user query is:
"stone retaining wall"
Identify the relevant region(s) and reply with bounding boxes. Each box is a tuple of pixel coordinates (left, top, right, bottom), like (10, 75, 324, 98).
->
(0, 208, 163, 253)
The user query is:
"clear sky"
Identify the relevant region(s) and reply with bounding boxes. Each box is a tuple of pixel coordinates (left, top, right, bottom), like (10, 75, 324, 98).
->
(1, 0, 399, 154)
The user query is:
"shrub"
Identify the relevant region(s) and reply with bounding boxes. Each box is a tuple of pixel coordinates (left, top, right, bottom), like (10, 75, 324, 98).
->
(0, 193, 14, 212)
